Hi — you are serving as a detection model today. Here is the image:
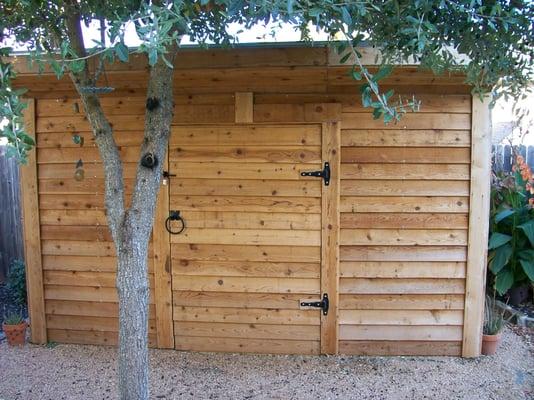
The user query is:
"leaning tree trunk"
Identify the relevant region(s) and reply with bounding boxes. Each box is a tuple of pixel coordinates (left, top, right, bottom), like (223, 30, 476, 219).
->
(64, 10, 177, 398)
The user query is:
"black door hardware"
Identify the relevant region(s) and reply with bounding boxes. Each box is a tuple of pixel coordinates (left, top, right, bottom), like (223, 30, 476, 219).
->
(300, 293, 329, 315)
(301, 162, 330, 186)
(165, 210, 186, 235)
(162, 171, 176, 186)
(162, 171, 176, 179)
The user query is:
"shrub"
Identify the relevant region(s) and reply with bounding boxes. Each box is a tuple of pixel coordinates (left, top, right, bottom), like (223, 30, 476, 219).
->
(6, 259, 27, 305)
(488, 154, 534, 296)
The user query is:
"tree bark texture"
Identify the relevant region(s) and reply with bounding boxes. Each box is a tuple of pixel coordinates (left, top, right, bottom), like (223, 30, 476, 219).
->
(64, 6, 177, 399)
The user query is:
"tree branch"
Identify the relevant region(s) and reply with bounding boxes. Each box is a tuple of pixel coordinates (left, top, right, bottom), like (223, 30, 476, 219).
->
(63, 2, 125, 240)
(128, 40, 179, 240)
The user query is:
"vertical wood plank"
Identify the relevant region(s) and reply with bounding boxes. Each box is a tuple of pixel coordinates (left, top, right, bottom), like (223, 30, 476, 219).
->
(321, 121, 341, 354)
(463, 96, 491, 357)
(19, 98, 47, 344)
(235, 92, 254, 123)
(153, 150, 174, 348)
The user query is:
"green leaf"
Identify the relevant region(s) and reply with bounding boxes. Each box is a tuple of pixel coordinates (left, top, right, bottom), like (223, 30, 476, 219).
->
(372, 65, 393, 82)
(341, 7, 352, 26)
(519, 259, 534, 281)
(69, 59, 85, 74)
(115, 42, 129, 63)
(518, 219, 534, 246)
(372, 107, 383, 120)
(351, 69, 362, 80)
(148, 48, 158, 66)
(494, 269, 514, 295)
(489, 243, 512, 274)
(494, 208, 515, 223)
(488, 232, 512, 249)
(339, 52, 351, 64)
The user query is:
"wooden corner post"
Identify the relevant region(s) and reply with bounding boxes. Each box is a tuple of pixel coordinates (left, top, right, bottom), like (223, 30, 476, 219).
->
(462, 96, 492, 357)
(20, 98, 47, 344)
(153, 150, 174, 348)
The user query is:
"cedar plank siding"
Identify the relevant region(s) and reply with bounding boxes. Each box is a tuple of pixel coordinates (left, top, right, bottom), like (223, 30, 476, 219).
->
(15, 45, 473, 356)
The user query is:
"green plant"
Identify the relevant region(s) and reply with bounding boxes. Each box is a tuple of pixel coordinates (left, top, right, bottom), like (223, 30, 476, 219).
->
(483, 294, 506, 335)
(488, 154, 534, 296)
(6, 259, 26, 305)
(2, 310, 24, 326)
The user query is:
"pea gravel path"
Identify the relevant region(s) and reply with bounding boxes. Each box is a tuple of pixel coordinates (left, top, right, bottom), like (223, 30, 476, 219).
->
(0, 327, 532, 400)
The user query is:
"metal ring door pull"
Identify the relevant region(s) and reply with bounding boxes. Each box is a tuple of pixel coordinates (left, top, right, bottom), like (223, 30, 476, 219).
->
(165, 210, 186, 235)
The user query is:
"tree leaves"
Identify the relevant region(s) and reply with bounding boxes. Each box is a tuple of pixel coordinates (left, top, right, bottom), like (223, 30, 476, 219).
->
(488, 232, 512, 249)
(114, 42, 129, 63)
(489, 244, 513, 274)
(494, 208, 515, 223)
(518, 220, 534, 247)
(495, 269, 514, 296)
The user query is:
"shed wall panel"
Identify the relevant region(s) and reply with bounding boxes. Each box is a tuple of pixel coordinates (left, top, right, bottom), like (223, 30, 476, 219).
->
(27, 61, 473, 356)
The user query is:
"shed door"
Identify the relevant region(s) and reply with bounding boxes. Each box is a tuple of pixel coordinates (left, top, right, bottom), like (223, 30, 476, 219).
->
(166, 123, 338, 355)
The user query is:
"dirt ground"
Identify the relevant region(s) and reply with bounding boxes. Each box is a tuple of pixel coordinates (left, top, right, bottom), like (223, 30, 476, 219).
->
(0, 327, 532, 400)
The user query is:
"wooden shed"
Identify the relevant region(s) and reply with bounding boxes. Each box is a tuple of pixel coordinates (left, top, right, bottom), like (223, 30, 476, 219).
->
(13, 43, 491, 357)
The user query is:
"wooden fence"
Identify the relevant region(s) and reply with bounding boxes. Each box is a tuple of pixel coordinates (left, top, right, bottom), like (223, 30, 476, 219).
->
(0, 145, 24, 282)
(492, 145, 534, 172)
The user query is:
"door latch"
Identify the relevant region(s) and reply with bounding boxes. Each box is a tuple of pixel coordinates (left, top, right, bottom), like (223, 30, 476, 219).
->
(162, 170, 176, 186)
(300, 293, 329, 315)
(301, 162, 330, 186)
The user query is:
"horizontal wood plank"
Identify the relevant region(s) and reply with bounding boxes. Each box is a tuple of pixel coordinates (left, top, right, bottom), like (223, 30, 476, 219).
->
(172, 276, 319, 294)
(174, 322, 319, 340)
(341, 163, 470, 180)
(340, 278, 465, 294)
(340, 196, 468, 213)
(339, 340, 462, 356)
(170, 228, 320, 246)
(172, 291, 315, 309)
(341, 113, 470, 130)
(340, 213, 468, 229)
(339, 310, 464, 325)
(341, 129, 470, 147)
(181, 211, 321, 230)
(340, 261, 466, 278)
(339, 294, 465, 310)
(341, 180, 470, 197)
(169, 146, 321, 163)
(339, 325, 463, 341)
(170, 195, 321, 213)
(171, 243, 321, 262)
(341, 147, 470, 164)
(173, 260, 320, 278)
(340, 229, 467, 246)
(173, 306, 319, 325)
(170, 125, 321, 146)
(340, 245, 467, 262)
(174, 336, 319, 354)
(170, 179, 321, 198)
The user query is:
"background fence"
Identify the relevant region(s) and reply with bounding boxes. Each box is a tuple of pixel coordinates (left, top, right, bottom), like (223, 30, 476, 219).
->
(0, 145, 24, 282)
(492, 144, 534, 173)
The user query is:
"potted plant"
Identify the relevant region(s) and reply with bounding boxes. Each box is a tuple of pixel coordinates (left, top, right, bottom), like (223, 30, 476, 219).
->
(482, 294, 508, 355)
(2, 311, 27, 346)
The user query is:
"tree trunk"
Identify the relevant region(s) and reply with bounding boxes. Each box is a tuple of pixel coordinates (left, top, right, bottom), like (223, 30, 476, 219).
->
(116, 220, 150, 399)
(63, 9, 178, 399)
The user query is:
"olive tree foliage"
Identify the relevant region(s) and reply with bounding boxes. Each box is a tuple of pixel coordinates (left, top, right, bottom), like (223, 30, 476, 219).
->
(0, 1, 533, 399)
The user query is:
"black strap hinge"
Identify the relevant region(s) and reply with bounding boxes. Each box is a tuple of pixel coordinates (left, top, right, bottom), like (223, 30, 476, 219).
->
(300, 293, 329, 315)
(301, 162, 330, 186)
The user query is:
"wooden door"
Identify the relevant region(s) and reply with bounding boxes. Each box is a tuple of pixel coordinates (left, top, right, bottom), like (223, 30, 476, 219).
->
(165, 123, 339, 355)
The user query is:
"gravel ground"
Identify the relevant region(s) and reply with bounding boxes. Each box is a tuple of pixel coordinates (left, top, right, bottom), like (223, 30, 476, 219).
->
(0, 327, 532, 400)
